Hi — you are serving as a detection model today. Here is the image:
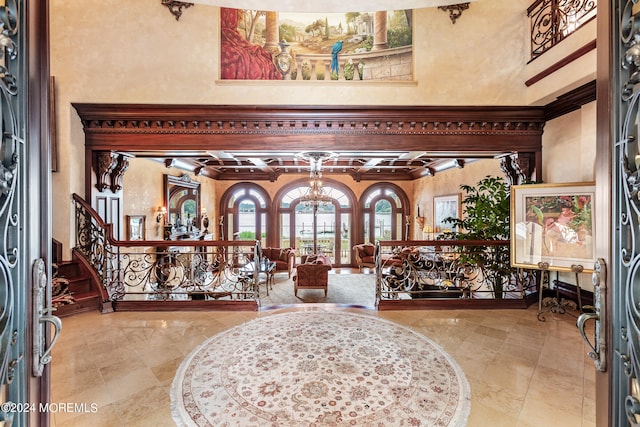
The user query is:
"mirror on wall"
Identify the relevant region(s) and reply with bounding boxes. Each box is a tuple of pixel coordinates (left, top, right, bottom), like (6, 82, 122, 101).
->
(164, 174, 201, 238)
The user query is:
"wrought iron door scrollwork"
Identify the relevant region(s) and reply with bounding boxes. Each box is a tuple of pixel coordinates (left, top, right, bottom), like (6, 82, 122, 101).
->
(0, 2, 24, 425)
(617, 1, 640, 423)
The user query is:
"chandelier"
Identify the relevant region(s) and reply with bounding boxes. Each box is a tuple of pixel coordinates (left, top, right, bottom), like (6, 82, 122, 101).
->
(296, 151, 338, 206)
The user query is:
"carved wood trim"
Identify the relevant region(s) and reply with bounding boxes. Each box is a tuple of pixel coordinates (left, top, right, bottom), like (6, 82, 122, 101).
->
(77, 104, 545, 184)
(95, 151, 118, 192)
(525, 40, 596, 87)
(110, 154, 131, 193)
(498, 152, 535, 185)
(544, 79, 596, 121)
(73, 104, 545, 152)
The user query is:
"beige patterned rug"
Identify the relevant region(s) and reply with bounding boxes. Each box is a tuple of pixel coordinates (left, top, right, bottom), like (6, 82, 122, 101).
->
(258, 273, 377, 308)
(171, 311, 470, 426)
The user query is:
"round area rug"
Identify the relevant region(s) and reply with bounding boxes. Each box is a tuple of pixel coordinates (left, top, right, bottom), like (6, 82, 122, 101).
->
(171, 311, 470, 426)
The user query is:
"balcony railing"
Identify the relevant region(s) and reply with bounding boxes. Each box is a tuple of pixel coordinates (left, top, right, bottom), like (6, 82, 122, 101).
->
(528, 0, 597, 60)
(73, 194, 263, 306)
(375, 240, 537, 301)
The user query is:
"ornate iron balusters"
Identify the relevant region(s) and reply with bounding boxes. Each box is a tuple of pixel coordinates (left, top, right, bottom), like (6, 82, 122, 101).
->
(528, 0, 596, 59)
(376, 241, 536, 300)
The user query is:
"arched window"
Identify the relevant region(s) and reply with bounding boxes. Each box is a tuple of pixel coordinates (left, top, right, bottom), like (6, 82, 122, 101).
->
(277, 179, 354, 266)
(219, 184, 270, 245)
(361, 183, 410, 243)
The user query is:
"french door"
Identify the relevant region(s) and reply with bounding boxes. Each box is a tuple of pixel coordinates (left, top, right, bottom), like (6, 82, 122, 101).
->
(293, 202, 351, 265)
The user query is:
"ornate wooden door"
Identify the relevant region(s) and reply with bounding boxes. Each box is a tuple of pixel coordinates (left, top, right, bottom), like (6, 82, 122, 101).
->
(0, 1, 59, 426)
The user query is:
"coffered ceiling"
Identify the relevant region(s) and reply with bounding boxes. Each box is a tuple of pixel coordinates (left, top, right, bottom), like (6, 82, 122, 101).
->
(136, 149, 491, 181)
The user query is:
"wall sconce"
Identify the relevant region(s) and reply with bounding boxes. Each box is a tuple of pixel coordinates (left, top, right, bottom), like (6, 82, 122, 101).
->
(156, 206, 167, 223)
(201, 207, 209, 233)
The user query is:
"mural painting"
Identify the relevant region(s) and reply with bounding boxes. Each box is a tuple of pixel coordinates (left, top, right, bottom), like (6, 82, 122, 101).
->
(220, 8, 413, 81)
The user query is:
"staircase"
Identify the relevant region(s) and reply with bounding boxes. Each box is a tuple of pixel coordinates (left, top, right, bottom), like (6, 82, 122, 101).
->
(53, 252, 103, 317)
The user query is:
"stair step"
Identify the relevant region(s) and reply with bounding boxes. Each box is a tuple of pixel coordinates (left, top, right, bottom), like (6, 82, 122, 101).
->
(55, 261, 80, 278)
(64, 276, 93, 294)
(53, 256, 102, 317)
(54, 292, 101, 318)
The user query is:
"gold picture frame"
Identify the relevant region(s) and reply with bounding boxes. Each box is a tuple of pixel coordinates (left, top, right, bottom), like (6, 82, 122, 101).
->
(126, 215, 146, 241)
(510, 182, 595, 272)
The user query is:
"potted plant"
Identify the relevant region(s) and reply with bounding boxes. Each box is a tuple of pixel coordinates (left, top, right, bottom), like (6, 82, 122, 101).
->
(444, 175, 511, 298)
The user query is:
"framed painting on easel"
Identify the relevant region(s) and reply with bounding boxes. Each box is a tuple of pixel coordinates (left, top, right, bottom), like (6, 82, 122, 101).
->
(510, 182, 595, 272)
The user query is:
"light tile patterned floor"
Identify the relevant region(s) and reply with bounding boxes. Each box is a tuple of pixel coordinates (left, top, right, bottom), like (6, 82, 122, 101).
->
(50, 300, 596, 426)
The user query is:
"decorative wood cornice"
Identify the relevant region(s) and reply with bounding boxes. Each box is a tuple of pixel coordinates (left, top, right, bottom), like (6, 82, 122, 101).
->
(76, 104, 545, 183)
(73, 104, 545, 151)
(544, 80, 596, 121)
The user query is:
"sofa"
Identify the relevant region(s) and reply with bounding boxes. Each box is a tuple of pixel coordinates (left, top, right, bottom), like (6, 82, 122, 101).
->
(260, 247, 296, 277)
(293, 254, 332, 296)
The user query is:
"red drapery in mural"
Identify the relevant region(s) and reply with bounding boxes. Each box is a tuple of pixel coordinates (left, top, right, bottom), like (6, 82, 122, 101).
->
(220, 8, 282, 80)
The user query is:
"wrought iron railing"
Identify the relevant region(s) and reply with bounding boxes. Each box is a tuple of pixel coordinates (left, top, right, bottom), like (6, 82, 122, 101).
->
(528, 0, 597, 60)
(72, 194, 263, 303)
(375, 240, 537, 300)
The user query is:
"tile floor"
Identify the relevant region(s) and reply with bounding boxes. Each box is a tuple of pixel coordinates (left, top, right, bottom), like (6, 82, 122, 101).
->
(49, 295, 596, 426)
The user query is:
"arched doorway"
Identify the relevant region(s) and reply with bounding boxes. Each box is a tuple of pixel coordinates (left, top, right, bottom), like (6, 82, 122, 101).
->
(277, 179, 355, 266)
(361, 183, 410, 243)
(219, 184, 271, 245)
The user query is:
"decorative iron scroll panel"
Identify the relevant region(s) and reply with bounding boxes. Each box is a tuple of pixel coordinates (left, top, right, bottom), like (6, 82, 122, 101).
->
(73, 197, 263, 302)
(615, 1, 640, 425)
(374, 241, 537, 300)
(528, 0, 597, 59)
(0, 1, 25, 426)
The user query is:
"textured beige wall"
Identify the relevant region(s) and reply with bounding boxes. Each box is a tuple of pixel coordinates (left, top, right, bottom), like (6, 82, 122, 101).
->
(542, 102, 596, 184)
(412, 159, 504, 239)
(50, 0, 593, 253)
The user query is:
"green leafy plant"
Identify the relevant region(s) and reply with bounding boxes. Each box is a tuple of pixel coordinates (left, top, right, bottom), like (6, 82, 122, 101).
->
(444, 175, 511, 298)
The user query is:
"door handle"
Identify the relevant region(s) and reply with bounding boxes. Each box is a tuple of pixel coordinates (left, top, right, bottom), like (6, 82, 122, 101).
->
(39, 309, 62, 366)
(576, 258, 606, 372)
(32, 259, 62, 376)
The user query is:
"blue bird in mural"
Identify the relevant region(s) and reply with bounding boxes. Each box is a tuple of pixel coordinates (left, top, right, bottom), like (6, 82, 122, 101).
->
(331, 40, 343, 75)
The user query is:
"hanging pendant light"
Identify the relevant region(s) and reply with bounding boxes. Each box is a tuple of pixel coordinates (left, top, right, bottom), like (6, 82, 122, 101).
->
(296, 151, 338, 207)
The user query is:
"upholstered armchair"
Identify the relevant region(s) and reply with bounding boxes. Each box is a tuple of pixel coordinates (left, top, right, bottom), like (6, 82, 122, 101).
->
(353, 243, 375, 270)
(292, 256, 332, 296)
(353, 243, 404, 270)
